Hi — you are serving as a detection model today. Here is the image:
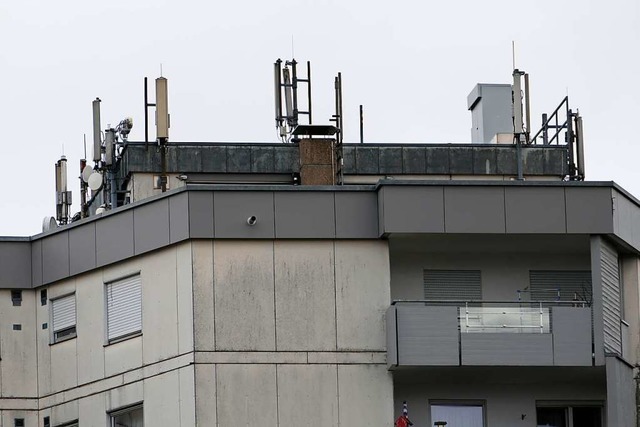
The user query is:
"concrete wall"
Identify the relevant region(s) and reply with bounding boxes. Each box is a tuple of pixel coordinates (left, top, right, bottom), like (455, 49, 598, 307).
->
(389, 235, 591, 301)
(192, 239, 394, 427)
(33, 242, 193, 397)
(127, 172, 186, 203)
(394, 367, 606, 427)
(622, 255, 640, 365)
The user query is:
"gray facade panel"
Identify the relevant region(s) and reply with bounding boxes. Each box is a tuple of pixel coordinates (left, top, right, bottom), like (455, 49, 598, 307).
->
(134, 199, 171, 255)
(342, 146, 355, 174)
(522, 148, 544, 175)
(449, 147, 473, 174)
(377, 187, 385, 236)
(42, 231, 70, 284)
(504, 187, 566, 233)
(496, 148, 517, 175)
(274, 146, 298, 173)
(425, 147, 449, 174)
(461, 334, 553, 365)
(386, 306, 398, 368)
(31, 239, 43, 287)
(214, 191, 275, 238)
(402, 147, 426, 174)
(356, 147, 379, 174)
(612, 190, 640, 251)
(335, 192, 379, 238)
(96, 210, 134, 267)
(68, 223, 97, 276)
(252, 146, 275, 173)
(566, 187, 613, 233)
(379, 148, 403, 174)
(169, 192, 190, 243)
(177, 146, 203, 172)
(274, 192, 335, 238)
(396, 305, 459, 366)
(444, 187, 506, 233)
(226, 146, 252, 173)
(544, 149, 567, 176)
(200, 146, 227, 173)
(381, 186, 444, 233)
(188, 192, 215, 238)
(473, 148, 497, 175)
(0, 242, 32, 289)
(606, 356, 636, 427)
(552, 307, 592, 366)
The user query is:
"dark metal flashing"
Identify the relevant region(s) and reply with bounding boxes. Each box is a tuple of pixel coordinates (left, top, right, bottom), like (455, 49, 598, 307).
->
(0, 180, 638, 289)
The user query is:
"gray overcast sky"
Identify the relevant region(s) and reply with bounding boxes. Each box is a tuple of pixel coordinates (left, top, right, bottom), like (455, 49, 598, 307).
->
(1, 0, 639, 236)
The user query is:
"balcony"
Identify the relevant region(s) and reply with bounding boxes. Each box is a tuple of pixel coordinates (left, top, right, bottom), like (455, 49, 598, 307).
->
(386, 300, 593, 369)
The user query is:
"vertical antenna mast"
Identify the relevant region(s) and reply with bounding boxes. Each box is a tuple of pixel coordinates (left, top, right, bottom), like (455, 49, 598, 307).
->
(55, 156, 72, 225)
(273, 58, 313, 142)
(92, 98, 102, 163)
(331, 72, 344, 184)
(156, 76, 169, 192)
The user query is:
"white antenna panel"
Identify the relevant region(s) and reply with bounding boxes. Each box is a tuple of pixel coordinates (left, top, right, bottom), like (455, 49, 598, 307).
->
(88, 171, 103, 191)
(82, 164, 94, 183)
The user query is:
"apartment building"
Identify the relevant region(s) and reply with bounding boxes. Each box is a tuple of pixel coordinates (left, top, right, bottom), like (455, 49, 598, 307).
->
(0, 78, 638, 427)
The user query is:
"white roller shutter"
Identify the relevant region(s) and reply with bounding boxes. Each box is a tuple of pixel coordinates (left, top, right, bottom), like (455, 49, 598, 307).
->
(52, 294, 76, 332)
(107, 275, 142, 341)
(601, 241, 622, 355)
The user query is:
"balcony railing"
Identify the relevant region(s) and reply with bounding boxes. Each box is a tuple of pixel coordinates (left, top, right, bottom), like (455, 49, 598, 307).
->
(387, 300, 593, 368)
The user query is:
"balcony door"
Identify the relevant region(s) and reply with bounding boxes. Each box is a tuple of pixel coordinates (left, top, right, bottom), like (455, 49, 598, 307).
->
(536, 405, 602, 427)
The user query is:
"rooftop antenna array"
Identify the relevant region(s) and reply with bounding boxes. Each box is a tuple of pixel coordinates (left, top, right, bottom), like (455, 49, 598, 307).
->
(330, 72, 344, 184)
(81, 97, 134, 215)
(274, 59, 312, 142)
(54, 155, 72, 225)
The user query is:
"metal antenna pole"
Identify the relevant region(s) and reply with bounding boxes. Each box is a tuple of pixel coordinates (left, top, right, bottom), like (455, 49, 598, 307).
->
(359, 105, 364, 144)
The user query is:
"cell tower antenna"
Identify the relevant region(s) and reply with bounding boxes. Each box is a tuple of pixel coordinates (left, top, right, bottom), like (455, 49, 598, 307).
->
(160, 63, 163, 77)
(291, 35, 295, 58)
(83, 134, 87, 159)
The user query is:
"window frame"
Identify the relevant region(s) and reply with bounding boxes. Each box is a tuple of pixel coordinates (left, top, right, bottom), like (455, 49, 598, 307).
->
(104, 273, 143, 345)
(536, 401, 605, 427)
(50, 292, 77, 344)
(108, 402, 143, 427)
(428, 399, 487, 427)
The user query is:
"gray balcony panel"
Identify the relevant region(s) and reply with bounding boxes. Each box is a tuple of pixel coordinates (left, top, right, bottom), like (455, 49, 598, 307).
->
(552, 307, 592, 366)
(461, 333, 553, 365)
(386, 306, 398, 368)
(396, 305, 459, 366)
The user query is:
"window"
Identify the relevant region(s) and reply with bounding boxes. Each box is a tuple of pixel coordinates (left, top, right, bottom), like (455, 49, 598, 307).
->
(51, 294, 77, 343)
(106, 274, 142, 343)
(110, 404, 143, 427)
(424, 270, 482, 301)
(11, 290, 22, 306)
(536, 405, 602, 427)
(430, 402, 484, 427)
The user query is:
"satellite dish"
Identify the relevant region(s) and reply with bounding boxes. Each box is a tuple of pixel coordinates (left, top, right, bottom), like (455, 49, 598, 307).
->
(42, 216, 57, 232)
(88, 171, 103, 191)
(95, 206, 106, 215)
(82, 164, 94, 183)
